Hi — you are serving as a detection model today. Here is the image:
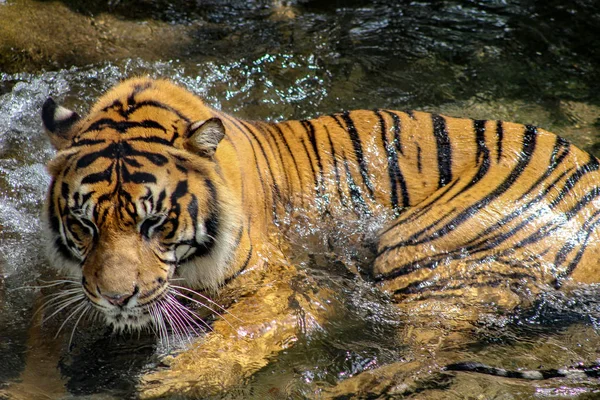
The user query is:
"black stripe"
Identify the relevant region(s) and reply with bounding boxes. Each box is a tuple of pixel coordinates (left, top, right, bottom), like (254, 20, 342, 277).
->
(517, 136, 571, 202)
(127, 82, 152, 108)
(196, 179, 219, 257)
(122, 100, 191, 123)
(374, 110, 406, 212)
(71, 139, 106, 147)
(549, 156, 600, 209)
(187, 194, 198, 234)
(220, 115, 269, 208)
(379, 178, 462, 237)
(82, 278, 100, 299)
(129, 136, 173, 146)
(81, 191, 94, 207)
(77, 216, 98, 238)
(381, 110, 404, 156)
(123, 157, 142, 168)
(171, 180, 188, 201)
(163, 181, 187, 240)
(140, 215, 163, 240)
(432, 114, 452, 188)
(554, 190, 600, 283)
(299, 137, 319, 198)
(122, 168, 156, 184)
(337, 112, 376, 199)
(326, 128, 348, 208)
(240, 120, 282, 212)
(447, 120, 490, 201)
(302, 120, 325, 200)
(261, 122, 291, 202)
(76, 141, 169, 169)
(223, 244, 253, 286)
(395, 271, 537, 296)
(156, 189, 166, 212)
(48, 181, 79, 263)
(270, 123, 303, 199)
(81, 164, 114, 184)
(61, 182, 69, 199)
(344, 157, 370, 216)
(458, 164, 575, 253)
(375, 110, 397, 211)
(84, 119, 167, 134)
(496, 120, 504, 163)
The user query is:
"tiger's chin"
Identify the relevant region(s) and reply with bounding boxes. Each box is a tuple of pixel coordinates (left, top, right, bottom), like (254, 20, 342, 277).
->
(102, 307, 154, 333)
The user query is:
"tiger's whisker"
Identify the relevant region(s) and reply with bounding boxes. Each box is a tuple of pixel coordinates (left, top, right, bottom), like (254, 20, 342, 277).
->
(148, 305, 159, 341)
(168, 305, 203, 338)
(152, 303, 169, 349)
(167, 291, 217, 328)
(169, 284, 240, 321)
(169, 285, 241, 323)
(68, 304, 90, 349)
(145, 310, 159, 338)
(168, 289, 228, 329)
(166, 294, 214, 332)
(40, 293, 85, 316)
(42, 295, 86, 324)
(38, 278, 80, 283)
(159, 300, 190, 344)
(33, 289, 84, 318)
(12, 279, 80, 292)
(55, 301, 88, 339)
(164, 294, 207, 336)
(165, 299, 200, 339)
(174, 306, 208, 338)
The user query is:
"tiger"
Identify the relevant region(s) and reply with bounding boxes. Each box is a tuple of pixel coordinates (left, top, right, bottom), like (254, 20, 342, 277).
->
(35, 77, 600, 397)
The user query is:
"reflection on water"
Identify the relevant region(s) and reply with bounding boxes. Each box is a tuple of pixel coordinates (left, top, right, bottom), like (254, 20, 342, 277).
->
(1, 0, 600, 398)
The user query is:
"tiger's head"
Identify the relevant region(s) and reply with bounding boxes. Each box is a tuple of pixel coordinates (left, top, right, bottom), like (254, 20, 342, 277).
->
(41, 78, 242, 331)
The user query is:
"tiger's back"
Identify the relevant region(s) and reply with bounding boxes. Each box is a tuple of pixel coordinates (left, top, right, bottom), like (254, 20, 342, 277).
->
(229, 105, 600, 301)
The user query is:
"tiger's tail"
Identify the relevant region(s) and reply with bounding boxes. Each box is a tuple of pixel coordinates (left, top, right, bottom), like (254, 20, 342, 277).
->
(445, 361, 600, 380)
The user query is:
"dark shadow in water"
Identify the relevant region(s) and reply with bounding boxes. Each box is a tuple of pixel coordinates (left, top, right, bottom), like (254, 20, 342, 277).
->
(20, 0, 600, 107)
(59, 328, 158, 397)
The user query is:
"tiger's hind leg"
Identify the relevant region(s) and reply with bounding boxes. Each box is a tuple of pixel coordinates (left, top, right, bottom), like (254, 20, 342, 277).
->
(325, 129, 600, 399)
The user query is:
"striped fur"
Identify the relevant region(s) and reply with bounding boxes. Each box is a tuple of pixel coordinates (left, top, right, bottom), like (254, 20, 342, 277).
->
(446, 361, 600, 380)
(42, 77, 600, 334)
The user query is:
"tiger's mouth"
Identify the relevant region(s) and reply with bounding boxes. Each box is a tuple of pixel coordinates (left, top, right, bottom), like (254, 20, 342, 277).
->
(92, 284, 170, 332)
(42, 280, 223, 345)
(101, 304, 155, 332)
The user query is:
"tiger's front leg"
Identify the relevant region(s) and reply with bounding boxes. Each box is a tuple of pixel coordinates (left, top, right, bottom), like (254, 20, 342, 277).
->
(137, 262, 331, 399)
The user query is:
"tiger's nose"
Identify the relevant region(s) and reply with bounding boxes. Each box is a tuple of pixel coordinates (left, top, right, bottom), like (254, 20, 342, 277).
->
(99, 286, 139, 307)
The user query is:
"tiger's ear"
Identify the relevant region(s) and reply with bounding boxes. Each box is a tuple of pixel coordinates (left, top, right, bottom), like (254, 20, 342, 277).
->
(42, 98, 81, 150)
(185, 118, 225, 157)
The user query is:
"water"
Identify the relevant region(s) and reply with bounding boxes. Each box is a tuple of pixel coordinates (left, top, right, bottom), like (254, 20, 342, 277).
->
(1, 0, 600, 398)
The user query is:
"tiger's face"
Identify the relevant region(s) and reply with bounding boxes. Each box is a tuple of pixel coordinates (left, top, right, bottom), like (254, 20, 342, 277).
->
(41, 79, 241, 331)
